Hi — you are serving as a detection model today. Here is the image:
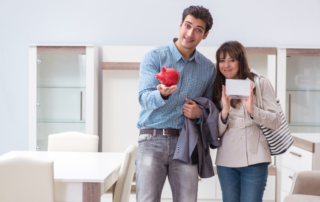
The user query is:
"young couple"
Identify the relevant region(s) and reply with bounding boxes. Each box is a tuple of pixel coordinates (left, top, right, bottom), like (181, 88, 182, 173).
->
(136, 5, 281, 202)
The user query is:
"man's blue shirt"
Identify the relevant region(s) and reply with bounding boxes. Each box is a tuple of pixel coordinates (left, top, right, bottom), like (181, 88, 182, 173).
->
(137, 39, 216, 129)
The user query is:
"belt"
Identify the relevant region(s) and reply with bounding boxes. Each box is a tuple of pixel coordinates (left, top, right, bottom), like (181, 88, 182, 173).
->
(139, 128, 180, 136)
(228, 118, 253, 128)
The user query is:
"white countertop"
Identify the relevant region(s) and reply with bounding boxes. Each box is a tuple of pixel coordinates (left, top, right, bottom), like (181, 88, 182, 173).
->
(0, 151, 124, 183)
(292, 133, 320, 143)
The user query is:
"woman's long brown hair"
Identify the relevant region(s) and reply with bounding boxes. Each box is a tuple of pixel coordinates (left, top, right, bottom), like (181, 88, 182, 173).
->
(212, 41, 255, 111)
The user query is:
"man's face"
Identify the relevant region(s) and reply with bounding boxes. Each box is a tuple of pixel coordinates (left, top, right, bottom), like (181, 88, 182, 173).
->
(178, 15, 209, 50)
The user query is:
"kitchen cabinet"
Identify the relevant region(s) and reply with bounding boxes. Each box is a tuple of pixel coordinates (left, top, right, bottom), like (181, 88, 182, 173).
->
(29, 45, 99, 151)
(101, 45, 277, 202)
(276, 47, 320, 201)
(279, 133, 320, 201)
(277, 48, 320, 133)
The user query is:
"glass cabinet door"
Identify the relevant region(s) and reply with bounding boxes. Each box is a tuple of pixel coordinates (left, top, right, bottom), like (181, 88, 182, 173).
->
(36, 53, 86, 150)
(286, 52, 320, 133)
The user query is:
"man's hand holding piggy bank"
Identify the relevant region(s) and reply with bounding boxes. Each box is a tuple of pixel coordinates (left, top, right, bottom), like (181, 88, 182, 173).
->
(156, 66, 180, 98)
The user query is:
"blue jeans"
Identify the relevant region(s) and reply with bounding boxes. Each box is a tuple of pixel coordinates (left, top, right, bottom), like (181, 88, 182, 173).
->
(135, 133, 198, 202)
(217, 163, 268, 202)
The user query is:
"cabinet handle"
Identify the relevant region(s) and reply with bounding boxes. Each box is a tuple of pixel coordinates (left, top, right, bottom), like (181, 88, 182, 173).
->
(288, 94, 291, 124)
(80, 91, 82, 121)
(289, 151, 301, 157)
(289, 176, 293, 179)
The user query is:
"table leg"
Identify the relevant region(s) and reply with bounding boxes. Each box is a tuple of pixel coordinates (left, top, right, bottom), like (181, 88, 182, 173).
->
(112, 182, 117, 201)
(83, 182, 101, 202)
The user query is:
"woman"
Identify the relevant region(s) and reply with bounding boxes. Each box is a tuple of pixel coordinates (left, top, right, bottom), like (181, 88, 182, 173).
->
(212, 41, 281, 202)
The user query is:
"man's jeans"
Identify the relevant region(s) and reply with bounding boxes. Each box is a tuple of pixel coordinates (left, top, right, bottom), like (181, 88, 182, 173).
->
(135, 133, 198, 202)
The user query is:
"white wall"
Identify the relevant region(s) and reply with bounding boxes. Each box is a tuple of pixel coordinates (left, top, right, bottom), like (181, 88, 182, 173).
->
(1, 0, 320, 155)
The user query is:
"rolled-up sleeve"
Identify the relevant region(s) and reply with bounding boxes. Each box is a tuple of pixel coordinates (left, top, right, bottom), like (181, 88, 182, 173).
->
(138, 50, 168, 111)
(252, 77, 281, 130)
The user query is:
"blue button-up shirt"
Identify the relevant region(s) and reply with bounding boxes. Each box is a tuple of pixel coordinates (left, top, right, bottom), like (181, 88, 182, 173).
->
(137, 39, 216, 129)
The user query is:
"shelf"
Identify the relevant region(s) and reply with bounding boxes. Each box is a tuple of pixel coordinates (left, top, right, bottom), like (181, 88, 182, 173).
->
(287, 89, 320, 92)
(101, 62, 140, 70)
(245, 47, 277, 55)
(289, 122, 320, 127)
(37, 119, 86, 123)
(37, 46, 86, 54)
(37, 86, 86, 88)
(287, 49, 320, 57)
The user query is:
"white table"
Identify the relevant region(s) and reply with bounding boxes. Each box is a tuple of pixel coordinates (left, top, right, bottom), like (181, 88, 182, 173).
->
(0, 151, 124, 202)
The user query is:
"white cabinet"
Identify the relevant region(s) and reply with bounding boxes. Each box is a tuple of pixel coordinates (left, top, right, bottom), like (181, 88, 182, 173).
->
(277, 47, 320, 133)
(101, 46, 277, 201)
(29, 45, 99, 151)
(279, 133, 320, 202)
(276, 47, 320, 201)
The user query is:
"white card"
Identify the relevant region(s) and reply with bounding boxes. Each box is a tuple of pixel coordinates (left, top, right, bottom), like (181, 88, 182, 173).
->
(226, 79, 251, 99)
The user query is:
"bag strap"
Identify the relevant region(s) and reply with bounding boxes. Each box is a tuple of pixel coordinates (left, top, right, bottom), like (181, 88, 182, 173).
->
(254, 75, 263, 109)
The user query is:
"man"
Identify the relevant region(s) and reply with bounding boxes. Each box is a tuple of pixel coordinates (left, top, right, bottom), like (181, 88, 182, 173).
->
(136, 6, 215, 202)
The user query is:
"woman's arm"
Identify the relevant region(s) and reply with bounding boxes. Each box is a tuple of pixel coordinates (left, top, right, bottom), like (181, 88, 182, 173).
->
(251, 77, 281, 130)
(218, 85, 230, 137)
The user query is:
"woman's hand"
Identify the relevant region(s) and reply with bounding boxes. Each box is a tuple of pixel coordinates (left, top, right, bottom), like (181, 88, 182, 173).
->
(244, 83, 254, 115)
(221, 85, 230, 121)
(183, 98, 202, 119)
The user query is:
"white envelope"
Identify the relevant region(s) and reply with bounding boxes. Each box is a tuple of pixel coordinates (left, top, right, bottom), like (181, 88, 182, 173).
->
(226, 79, 251, 99)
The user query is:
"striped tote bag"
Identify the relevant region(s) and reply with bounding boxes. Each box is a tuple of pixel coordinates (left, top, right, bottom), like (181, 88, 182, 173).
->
(254, 76, 294, 156)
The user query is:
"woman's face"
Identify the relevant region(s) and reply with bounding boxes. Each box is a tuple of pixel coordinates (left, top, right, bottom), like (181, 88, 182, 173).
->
(219, 52, 239, 79)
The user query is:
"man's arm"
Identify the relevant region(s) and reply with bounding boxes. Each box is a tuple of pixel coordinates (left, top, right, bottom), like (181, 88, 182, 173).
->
(138, 50, 177, 110)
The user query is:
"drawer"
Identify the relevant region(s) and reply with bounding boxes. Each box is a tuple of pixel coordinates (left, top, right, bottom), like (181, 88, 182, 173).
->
(198, 177, 216, 199)
(161, 176, 216, 200)
(161, 178, 172, 199)
(281, 190, 289, 202)
(216, 176, 222, 199)
(282, 146, 312, 172)
(281, 166, 295, 193)
(264, 176, 276, 200)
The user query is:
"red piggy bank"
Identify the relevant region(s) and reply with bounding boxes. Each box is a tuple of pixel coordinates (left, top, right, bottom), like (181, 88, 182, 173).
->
(156, 66, 180, 87)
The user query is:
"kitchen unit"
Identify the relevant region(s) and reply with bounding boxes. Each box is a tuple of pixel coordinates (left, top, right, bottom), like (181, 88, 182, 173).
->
(280, 133, 320, 202)
(29, 45, 99, 151)
(102, 46, 278, 202)
(276, 47, 320, 201)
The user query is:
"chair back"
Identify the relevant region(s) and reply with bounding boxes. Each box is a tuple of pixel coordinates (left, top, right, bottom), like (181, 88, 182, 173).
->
(113, 144, 138, 202)
(48, 131, 99, 152)
(0, 156, 55, 202)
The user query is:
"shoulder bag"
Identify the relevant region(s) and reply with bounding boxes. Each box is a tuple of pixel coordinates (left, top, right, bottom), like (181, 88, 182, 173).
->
(254, 75, 294, 155)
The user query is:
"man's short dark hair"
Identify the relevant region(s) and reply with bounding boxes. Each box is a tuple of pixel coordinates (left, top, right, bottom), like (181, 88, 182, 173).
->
(182, 6, 213, 34)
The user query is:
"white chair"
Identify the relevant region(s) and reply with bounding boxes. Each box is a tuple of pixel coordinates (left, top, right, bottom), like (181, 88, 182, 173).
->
(48, 131, 99, 152)
(101, 144, 138, 202)
(48, 132, 99, 202)
(0, 156, 55, 202)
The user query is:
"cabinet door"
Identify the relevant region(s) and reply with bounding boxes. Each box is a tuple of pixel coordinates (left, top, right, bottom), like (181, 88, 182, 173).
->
(36, 53, 86, 150)
(285, 52, 320, 133)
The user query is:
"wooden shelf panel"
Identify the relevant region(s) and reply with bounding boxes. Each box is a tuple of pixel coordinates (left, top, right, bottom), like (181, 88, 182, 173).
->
(287, 49, 320, 57)
(245, 47, 277, 55)
(292, 136, 315, 153)
(102, 47, 277, 70)
(102, 62, 140, 70)
(37, 46, 86, 54)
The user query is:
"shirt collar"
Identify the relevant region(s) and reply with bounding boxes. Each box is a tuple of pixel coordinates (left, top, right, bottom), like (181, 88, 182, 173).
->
(169, 38, 200, 64)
